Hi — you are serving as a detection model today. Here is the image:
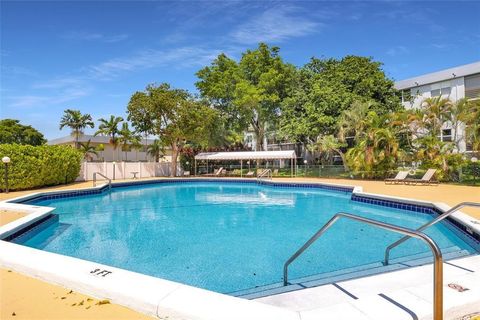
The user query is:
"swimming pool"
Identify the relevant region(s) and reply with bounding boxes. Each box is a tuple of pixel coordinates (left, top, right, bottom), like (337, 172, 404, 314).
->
(10, 181, 479, 294)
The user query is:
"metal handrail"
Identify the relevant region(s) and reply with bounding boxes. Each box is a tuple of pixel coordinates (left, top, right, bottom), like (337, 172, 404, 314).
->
(93, 172, 112, 190)
(283, 212, 443, 320)
(257, 169, 272, 180)
(384, 201, 480, 266)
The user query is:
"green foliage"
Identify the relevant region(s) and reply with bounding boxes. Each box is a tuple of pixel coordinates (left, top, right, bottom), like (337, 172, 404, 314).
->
(78, 140, 98, 161)
(345, 111, 402, 178)
(278, 56, 402, 144)
(196, 43, 297, 150)
(0, 119, 46, 146)
(0, 144, 82, 191)
(95, 115, 124, 160)
(127, 83, 220, 176)
(59, 109, 94, 148)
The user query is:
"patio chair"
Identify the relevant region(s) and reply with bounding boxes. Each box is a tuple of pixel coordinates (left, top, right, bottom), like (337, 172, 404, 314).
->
(245, 171, 255, 177)
(273, 169, 279, 176)
(404, 169, 439, 185)
(384, 170, 409, 184)
(183, 171, 190, 177)
(214, 167, 224, 176)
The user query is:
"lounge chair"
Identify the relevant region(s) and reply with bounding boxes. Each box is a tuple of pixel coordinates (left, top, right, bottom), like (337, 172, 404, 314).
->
(404, 169, 439, 185)
(384, 170, 409, 184)
(214, 167, 224, 176)
(245, 171, 254, 177)
(273, 169, 279, 176)
(183, 171, 190, 177)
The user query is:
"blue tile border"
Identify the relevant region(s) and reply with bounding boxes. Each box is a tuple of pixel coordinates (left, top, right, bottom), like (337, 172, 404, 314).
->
(11, 179, 353, 205)
(351, 194, 480, 245)
(351, 194, 438, 215)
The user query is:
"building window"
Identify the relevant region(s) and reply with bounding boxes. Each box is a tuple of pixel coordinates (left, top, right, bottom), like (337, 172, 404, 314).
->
(431, 87, 451, 98)
(401, 89, 412, 103)
(441, 129, 452, 142)
(465, 74, 480, 100)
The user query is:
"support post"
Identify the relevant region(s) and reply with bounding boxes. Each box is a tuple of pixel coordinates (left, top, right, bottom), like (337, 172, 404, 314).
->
(240, 160, 243, 177)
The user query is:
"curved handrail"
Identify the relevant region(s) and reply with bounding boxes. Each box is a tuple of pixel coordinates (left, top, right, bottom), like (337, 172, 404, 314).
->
(384, 201, 480, 266)
(283, 212, 443, 320)
(257, 169, 272, 180)
(93, 172, 112, 190)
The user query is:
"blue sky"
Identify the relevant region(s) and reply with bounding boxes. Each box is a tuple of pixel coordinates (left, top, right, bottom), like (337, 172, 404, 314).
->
(1, 1, 479, 140)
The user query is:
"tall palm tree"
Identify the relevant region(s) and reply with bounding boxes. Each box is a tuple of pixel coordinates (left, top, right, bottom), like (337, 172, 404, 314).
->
(79, 140, 98, 161)
(95, 115, 124, 161)
(147, 139, 164, 162)
(59, 109, 94, 149)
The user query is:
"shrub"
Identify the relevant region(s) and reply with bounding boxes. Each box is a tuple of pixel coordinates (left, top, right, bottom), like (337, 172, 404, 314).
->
(0, 144, 82, 191)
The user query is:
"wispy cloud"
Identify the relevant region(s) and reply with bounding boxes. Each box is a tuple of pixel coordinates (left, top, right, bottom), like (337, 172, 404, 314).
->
(61, 31, 129, 43)
(7, 87, 90, 108)
(231, 5, 320, 44)
(386, 45, 409, 56)
(86, 46, 223, 80)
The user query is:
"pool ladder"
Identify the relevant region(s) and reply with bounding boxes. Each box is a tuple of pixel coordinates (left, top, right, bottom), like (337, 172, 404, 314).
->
(383, 201, 480, 266)
(257, 169, 272, 181)
(283, 201, 480, 320)
(93, 172, 112, 191)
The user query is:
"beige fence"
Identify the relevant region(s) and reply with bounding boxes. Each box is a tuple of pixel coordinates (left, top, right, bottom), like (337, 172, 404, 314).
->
(78, 161, 181, 181)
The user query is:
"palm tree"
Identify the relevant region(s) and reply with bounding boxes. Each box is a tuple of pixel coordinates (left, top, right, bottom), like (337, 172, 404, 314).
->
(95, 115, 124, 161)
(118, 122, 142, 161)
(309, 135, 348, 171)
(420, 96, 452, 137)
(450, 98, 480, 152)
(59, 109, 94, 149)
(79, 140, 98, 161)
(147, 139, 164, 162)
(337, 101, 371, 143)
(346, 112, 402, 178)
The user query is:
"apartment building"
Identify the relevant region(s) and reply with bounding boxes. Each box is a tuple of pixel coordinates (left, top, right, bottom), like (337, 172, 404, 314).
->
(395, 61, 480, 153)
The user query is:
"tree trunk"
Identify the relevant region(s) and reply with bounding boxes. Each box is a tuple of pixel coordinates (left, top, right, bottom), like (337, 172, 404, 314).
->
(334, 148, 349, 172)
(170, 142, 178, 177)
(144, 133, 148, 161)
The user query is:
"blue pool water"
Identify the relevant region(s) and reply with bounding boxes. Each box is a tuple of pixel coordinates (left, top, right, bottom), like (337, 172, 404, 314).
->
(14, 182, 477, 293)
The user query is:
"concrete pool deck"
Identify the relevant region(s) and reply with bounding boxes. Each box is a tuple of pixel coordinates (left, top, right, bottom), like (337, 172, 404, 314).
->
(0, 177, 479, 319)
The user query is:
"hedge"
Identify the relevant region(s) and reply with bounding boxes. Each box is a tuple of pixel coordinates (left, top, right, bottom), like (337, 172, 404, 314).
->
(0, 144, 82, 191)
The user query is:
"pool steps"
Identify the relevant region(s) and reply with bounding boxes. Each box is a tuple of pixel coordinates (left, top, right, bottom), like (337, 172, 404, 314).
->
(231, 246, 471, 299)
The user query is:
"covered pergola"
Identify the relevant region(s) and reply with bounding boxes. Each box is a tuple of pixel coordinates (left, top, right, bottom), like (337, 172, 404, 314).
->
(194, 150, 297, 177)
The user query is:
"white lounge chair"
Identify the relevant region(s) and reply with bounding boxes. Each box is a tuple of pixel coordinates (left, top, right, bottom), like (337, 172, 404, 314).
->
(245, 171, 254, 177)
(384, 170, 409, 184)
(214, 167, 224, 176)
(404, 169, 439, 185)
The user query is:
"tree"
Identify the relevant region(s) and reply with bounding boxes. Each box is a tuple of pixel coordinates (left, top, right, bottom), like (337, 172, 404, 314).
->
(450, 98, 480, 151)
(419, 96, 452, 138)
(127, 83, 219, 176)
(308, 135, 348, 171)
(59, 109, 94, 148)
(126, 92, 155, 160)
(118, 122, 140, 161)
(278, 56, 402, 145)
(0, 119, 46, 145)
(79, 140, 98, 161)
(345, 111, 402, 177)
(95, 115, 124, 161)
(147, 139, 164, 162)
(196, 43, 297, 151)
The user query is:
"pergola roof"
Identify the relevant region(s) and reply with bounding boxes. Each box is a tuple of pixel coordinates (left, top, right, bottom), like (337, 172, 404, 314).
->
(195, 150, 296, 161)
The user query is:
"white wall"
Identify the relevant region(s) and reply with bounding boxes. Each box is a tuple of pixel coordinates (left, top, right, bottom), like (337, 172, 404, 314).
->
(78, 161, 183, 181)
